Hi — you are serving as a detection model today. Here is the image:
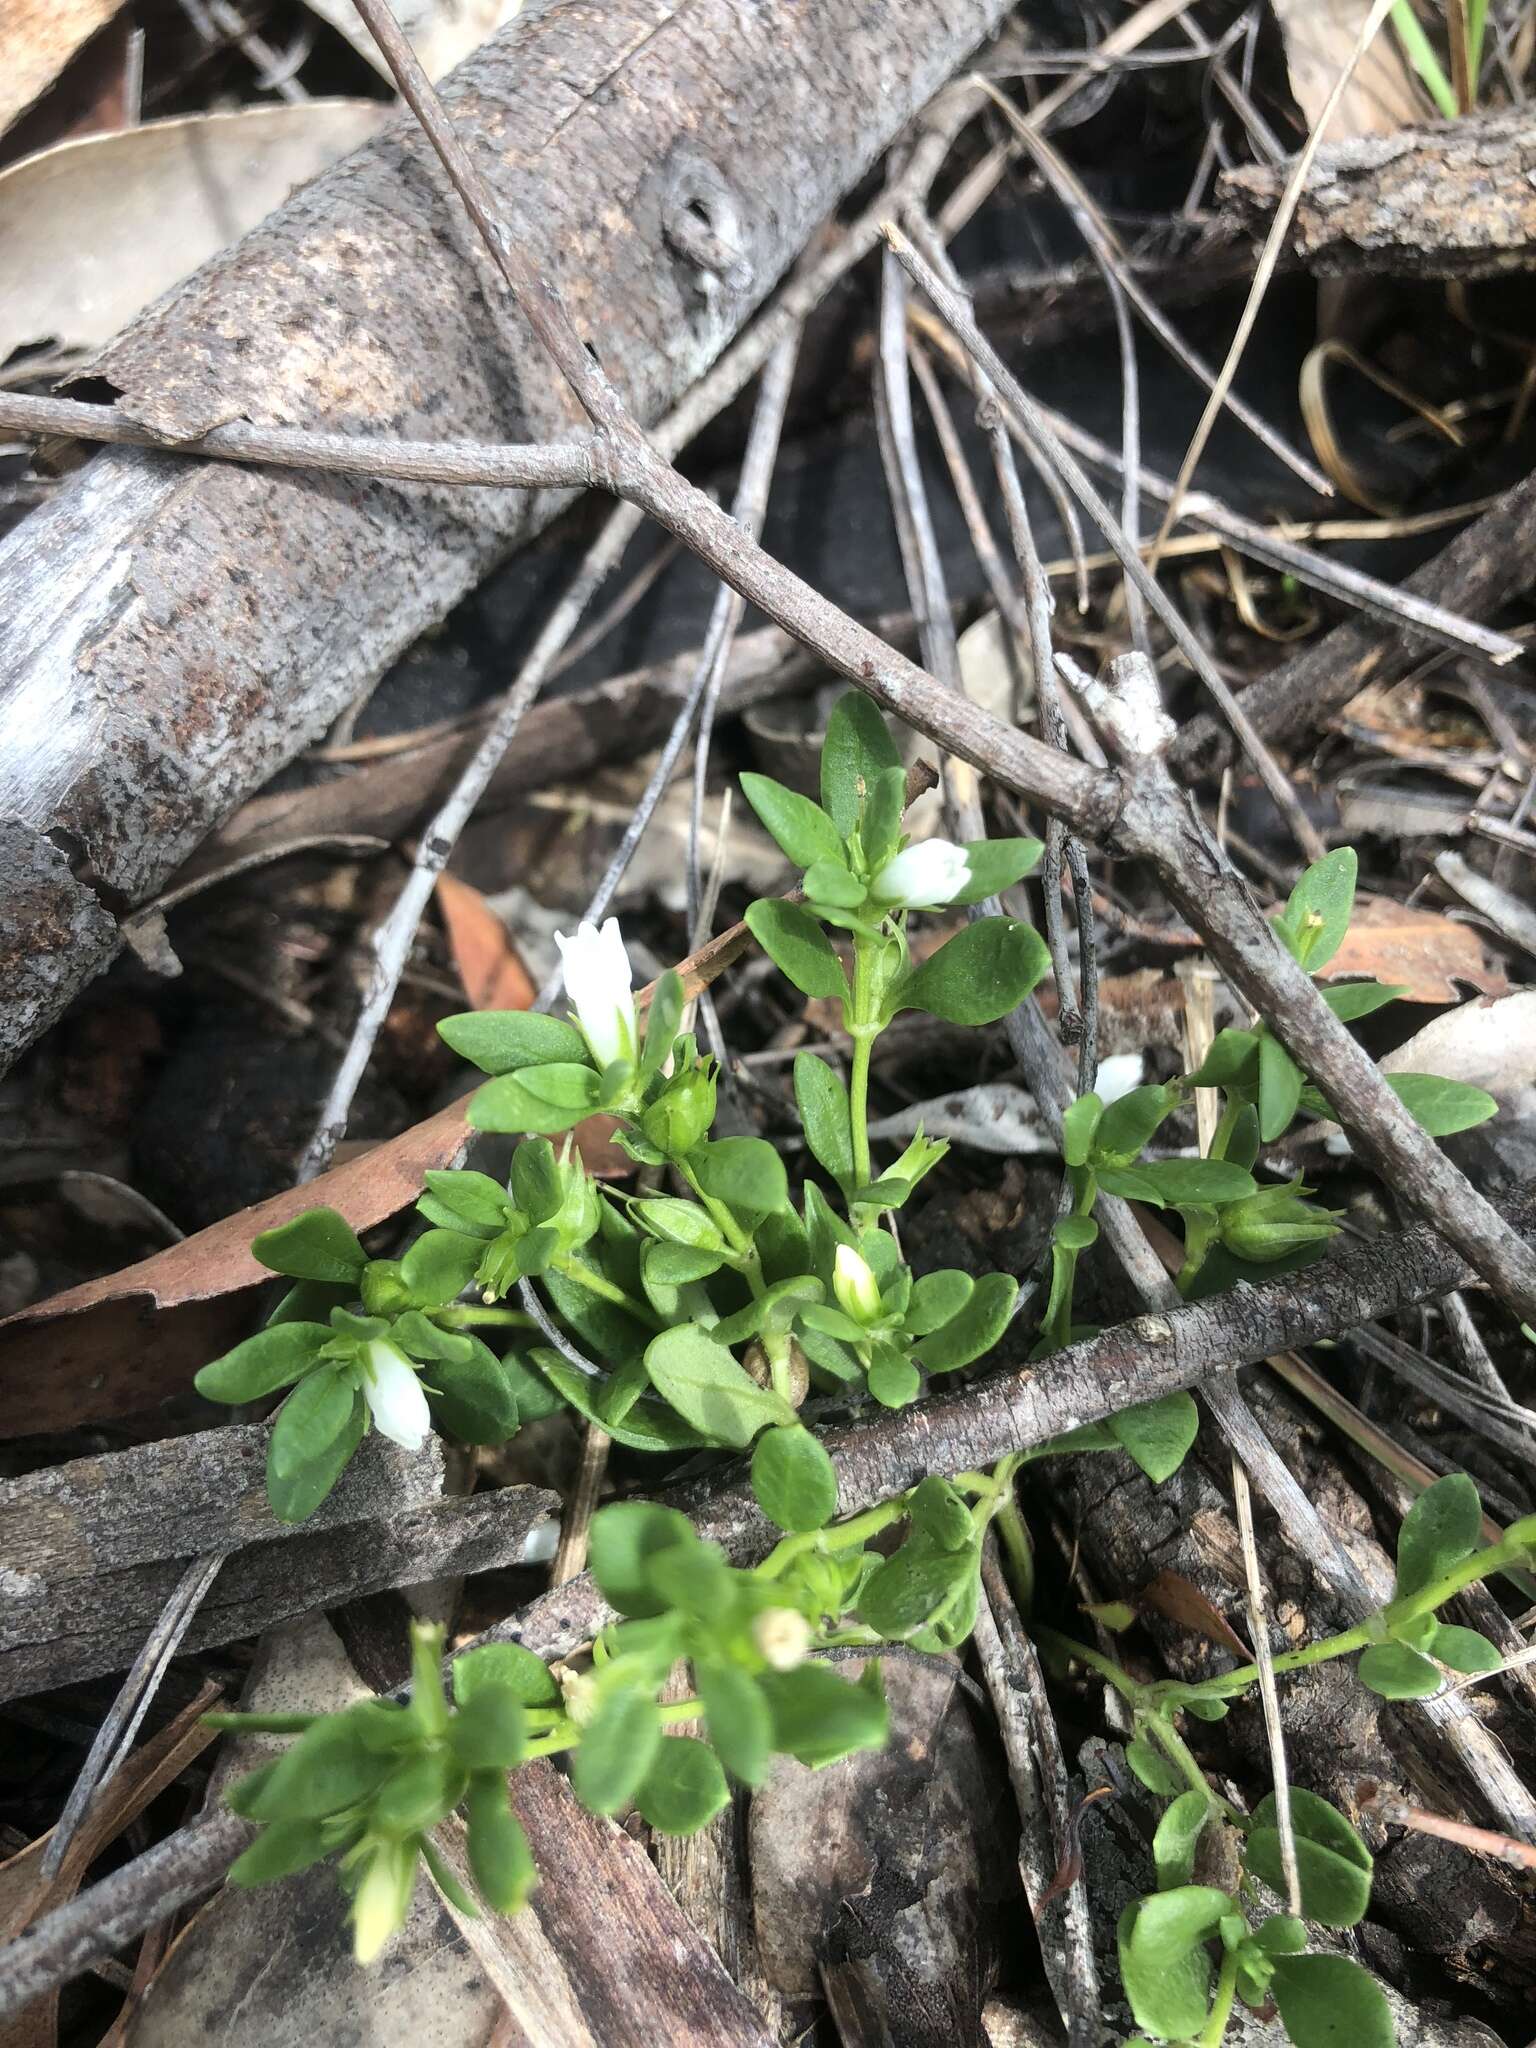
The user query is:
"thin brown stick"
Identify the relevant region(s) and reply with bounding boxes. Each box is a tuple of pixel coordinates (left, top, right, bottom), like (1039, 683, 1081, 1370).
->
(1147, 0, 1398, 559)
(884, 222, 1328, 864)
(0, 391, 597, 490)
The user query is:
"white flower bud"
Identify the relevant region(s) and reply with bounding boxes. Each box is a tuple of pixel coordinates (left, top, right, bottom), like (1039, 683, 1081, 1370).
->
(869, 838, 971, 910)
(833, 1244, 883, 1325)
(362, 1340, 432, 1451)
(753, 1607, 812, 1671)
(553, 916, 638, 1071)
(352, 1840, 411, 1964)
(559, 1670, 600, 1727)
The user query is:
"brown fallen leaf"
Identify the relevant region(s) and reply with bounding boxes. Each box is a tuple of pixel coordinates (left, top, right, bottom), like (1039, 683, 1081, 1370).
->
(1268, 0, 1421, 142)
(0, 1091, 477, 1438)
(1138, 1569, 1252, 1662)
(1318, 894, 1508, 1004)
(435, 872, 536, 1013)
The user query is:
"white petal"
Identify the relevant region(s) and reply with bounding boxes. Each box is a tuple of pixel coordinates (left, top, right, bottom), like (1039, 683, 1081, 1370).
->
(870, 839, 971, 910)
(554, 916, 637, 1069)
(833, 1243, 882, 1323)
(363, 1342, 432, 1451)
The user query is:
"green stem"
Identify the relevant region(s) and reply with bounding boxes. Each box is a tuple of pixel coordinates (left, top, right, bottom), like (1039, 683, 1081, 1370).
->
(523, 1694, 704, 1761)
(1034, 1625, 1142, 1705)
(674, 1160, 766, 1296)
(437, 1305, 535, 1332)
(758, 1491, 914, 1580)
(1391, 0, 1459, 116)
(1145, 1713, 1245, 1827)
(1154, 1513, 1536, 1711)
(557, 1255, 665, 1330)
(993, 1495, 1035, 1612)
(1197, 1947, 1240, 2048)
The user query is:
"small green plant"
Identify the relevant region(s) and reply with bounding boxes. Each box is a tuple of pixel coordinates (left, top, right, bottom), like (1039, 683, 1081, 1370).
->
(195, 694, 1054, 1517)
(195, 697, 1510, 2007)
(1040, 846, 1497, 1347)
(1048, 1475, 1533, 2048)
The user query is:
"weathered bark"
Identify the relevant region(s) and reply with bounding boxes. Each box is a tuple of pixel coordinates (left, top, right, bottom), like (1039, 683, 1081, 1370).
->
(0, 0, 1017, 1074)
(1223, 108, 1536, 279)
(0, 1418, 556, 1697)
(1169, 471, 1536, 776)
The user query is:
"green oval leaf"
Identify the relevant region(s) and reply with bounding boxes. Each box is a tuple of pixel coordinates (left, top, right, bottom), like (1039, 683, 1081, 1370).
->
(634, 1735, 730, 1836)
(426, 1337, 520, 1445)
(751, 1424, 839, 1534)
(911, 1270, 1016, 1372)
(572, 1685, 662, 1815)
(1133, 1158, 1257, 1206)
(643, 1326, 796, 1448)
(1358, 1640, 1442, 1699)
(1277, 848, 1357, 972)
(739, 772, 847, 871)
(1386, 1072, 1498, 1137)
(468, 1064, 602, 1136)
(465, 1775, 538, 1913)
(951, 836, 1044, 906)
(904, 1268, 974, 1337)
(265, 1387, 366, 1525)
(1258, 1034, 1304, 1142)
(893, 918, 1049, 1026)
(758, 1660, 888, 1768)
(438, 1010, 588, 1076)
(453, 1641, 559, 1709)
(195, 1322, 331, 1405)
(1110, 1392, 1199, 1484)
(251, 1207, 367, 1285)
(794, 1052, 854, 1192)
(269, 1369, 357, 1478)
(744, 899, 848, 1001)
(1394, 1471, 1482, 1599)
(1153, 1789, 1211, 1892)
(1247, 1788, 1371, 1928)
(821, 692, 902, 841)
(697, 1662, 773, 1787)
(1270, 1954, 1394, 2048)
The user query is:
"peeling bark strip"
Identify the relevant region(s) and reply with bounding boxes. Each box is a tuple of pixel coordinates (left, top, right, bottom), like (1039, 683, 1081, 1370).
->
(0, 1419, 556, 1698)
(0, 0, 1016, 1074)
(1223, 108, 1536, 279)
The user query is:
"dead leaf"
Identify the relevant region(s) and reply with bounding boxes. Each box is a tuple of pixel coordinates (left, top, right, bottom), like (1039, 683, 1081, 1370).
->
(1318, 894, 1508, 1004)
(300, 0, 523, 83)
(435, 872, 536, 1013)
(0, 102, 386, 362)
(0, 0, 125, 142)
(1138, 1570, 1251, 1661)
(1381, 989, 1536, 1099)
(1269, 0, 1421, 141)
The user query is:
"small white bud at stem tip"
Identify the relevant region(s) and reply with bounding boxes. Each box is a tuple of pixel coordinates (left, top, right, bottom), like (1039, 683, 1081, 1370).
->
(753, 1607, 812, 1671)
(553, 917, 638, 1071)
(362, 1340, 432, 1451)
(833, 1243, 883, 1324)
(869, 839, 971, 910)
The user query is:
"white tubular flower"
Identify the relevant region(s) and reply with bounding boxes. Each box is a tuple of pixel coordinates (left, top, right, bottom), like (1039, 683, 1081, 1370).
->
(869, 838, 970, 910)
(753, 1607, 812, 1672)
(363, 1341, 432, 1451)
(554, 916, 638, 1070)
(352, 1840, 411, 1964)
(833, 1244, 883, 1326)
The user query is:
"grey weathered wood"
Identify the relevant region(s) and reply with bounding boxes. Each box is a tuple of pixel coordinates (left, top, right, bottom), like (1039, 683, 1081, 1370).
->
(0, 0, 1017, 1073)
(0, 1422, 556, 1698)
(1223, 107, 1536, 279)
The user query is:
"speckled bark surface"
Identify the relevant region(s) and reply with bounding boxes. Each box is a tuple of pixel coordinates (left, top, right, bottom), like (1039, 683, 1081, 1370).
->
(1223, 106, 1536, 278)
(0, 0, 1015, 1072)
